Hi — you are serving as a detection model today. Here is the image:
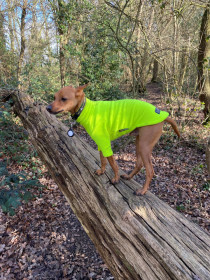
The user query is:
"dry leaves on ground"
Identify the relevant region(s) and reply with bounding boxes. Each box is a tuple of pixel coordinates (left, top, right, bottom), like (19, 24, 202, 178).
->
(0, 83, 209, 279)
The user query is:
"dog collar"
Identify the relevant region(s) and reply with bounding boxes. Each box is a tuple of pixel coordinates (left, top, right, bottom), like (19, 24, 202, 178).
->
(71, 97, 86, 120)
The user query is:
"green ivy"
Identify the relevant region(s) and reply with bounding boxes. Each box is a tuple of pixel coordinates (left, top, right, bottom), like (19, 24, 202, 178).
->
(0, 99, 46, 216)
(0, 160, 44, 216)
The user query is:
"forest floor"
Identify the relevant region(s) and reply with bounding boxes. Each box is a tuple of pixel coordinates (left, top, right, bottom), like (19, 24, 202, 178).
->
(0, 83, 209, 280)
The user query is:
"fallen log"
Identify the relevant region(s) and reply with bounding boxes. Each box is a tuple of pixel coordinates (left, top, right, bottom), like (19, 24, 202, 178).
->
(3, 89, 210, 280)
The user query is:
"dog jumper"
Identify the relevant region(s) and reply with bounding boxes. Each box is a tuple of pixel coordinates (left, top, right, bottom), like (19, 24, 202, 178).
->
(77, 98, 169, 157)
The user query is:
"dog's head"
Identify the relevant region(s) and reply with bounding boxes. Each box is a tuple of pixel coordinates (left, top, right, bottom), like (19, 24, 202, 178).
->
(46, 84, 88, 115)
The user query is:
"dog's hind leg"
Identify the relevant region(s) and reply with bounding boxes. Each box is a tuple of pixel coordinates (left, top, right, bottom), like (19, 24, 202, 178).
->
(134, 123, 163, 195)
(121, 135, 143, 180)
(135, 148, 154, 195)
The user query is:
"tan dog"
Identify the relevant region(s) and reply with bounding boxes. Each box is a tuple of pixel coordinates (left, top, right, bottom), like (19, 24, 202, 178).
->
(47, 85, 180, 195)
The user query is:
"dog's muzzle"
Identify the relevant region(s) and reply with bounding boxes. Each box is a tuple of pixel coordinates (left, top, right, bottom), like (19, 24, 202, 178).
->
(46, 105, 52, 112)
(46, 105, 63, 115)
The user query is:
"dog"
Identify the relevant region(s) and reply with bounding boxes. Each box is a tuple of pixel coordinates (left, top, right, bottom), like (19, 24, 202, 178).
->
(46, 84, 180, 195)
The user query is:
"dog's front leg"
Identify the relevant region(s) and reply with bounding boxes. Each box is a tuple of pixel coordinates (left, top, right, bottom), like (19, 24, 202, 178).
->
(95, 151, 107, 176)
(95, 153, 119, 184)
(107, 155, 120, 184)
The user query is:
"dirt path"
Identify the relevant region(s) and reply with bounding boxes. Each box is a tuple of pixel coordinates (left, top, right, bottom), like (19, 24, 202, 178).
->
(146, 82, 163, 106)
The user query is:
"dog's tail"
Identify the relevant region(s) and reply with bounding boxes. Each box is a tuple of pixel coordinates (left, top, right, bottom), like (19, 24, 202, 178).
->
(165, 117, 181, 138)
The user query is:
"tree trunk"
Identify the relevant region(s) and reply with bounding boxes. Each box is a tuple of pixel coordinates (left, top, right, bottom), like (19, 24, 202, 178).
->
(198, 4, 210, 119)
(17, 2, 27, 89)
(59, 34, 67, 87)
(138, 6, 154, 92)
(40, 0, 51, 55)
(206, 137, 210, 182)
(151, 59, 159, 82)
(0, 10, 6, 83)
(178, 45, 189, 93)
(5, 88, 210, 280)
(57, 0, 68, 87)
(6, 0, 15, 52)
(48, 0, 67, 87)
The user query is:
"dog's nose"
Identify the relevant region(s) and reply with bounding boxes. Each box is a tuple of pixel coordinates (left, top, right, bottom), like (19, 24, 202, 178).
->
(46, 105, 52, 112)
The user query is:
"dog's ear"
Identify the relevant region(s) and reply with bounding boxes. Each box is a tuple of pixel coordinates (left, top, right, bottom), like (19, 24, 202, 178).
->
(75, 84, 89, 96)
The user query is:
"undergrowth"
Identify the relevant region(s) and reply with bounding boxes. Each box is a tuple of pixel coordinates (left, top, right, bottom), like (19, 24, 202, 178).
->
(0, 160, 44, 215)
(0, 99, 45, 215)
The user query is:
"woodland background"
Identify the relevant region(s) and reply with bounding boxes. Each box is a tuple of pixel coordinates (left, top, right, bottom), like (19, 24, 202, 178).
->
(0, 0, 209, 279)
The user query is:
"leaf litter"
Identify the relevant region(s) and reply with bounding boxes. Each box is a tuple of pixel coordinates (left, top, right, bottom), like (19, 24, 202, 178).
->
(0, 83, 209, 279)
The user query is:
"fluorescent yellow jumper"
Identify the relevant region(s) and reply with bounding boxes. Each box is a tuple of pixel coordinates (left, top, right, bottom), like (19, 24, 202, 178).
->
(77, 98, 169, 157)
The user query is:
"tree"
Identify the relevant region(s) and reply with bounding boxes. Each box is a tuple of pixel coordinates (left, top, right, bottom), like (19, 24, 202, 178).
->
(49, 0, 79, 87)
(17, 0, 27, 89)
(0, 8, 7, 84)
(78, 1, 124, 99)
(207, 137, 210, 182)
(104, 0, 150, 96)
(151, 59, 159, 82)
(198, 3, 210, 121)
(0, 0, 208, 109)
(197, 2, 210, 185)
(6, 88, 210, 280)
(6, 0, 16, 52)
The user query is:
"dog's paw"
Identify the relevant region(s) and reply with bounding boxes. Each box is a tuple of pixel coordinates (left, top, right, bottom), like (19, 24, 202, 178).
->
(133, 190, 142, 196)
(110, 177, 120, 185)
(133, 189, 147, 196)
(95, 169, 105, 176)
(121, 174, 131, 180)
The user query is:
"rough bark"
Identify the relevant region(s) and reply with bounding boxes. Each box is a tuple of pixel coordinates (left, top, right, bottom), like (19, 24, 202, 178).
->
(57, 0, 68, 87)
(4, 88, 210, 280)
(198, 4, 210, 119)
(151, 59, 159, 83)
(206, 137, 210, 182)
(17, 2, 27, 89)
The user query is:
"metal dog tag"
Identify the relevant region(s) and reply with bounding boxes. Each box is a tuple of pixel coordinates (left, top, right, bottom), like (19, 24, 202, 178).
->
(67, 129, 74, 137)
(67, 123, 74, 137)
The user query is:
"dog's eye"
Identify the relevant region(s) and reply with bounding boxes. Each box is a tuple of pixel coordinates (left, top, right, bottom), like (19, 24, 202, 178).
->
(61, 97, 67, 102)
